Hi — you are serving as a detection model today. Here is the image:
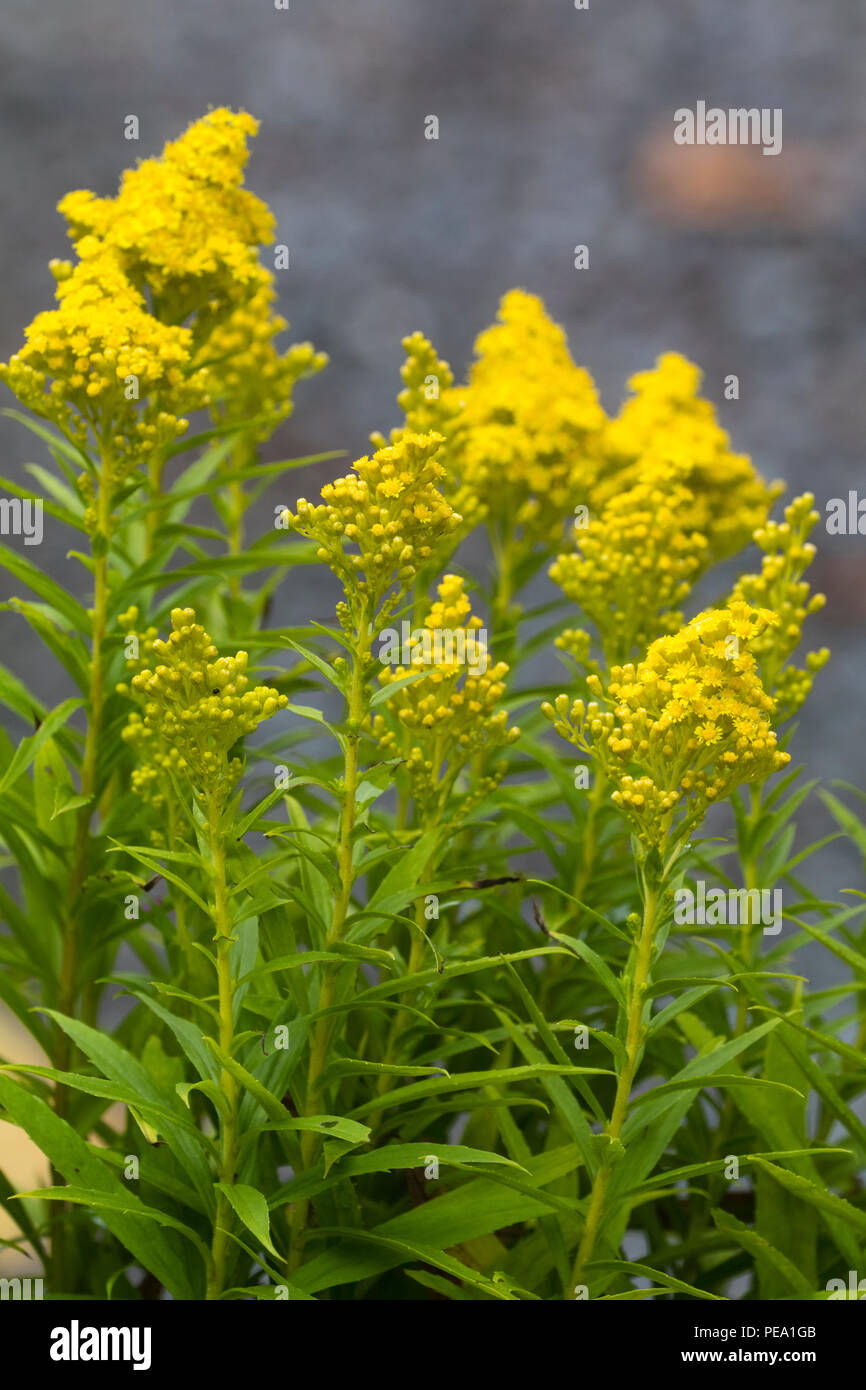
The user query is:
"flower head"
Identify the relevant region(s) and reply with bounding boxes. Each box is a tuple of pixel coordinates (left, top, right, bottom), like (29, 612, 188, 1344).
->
(124, 607, 287, 804)
(202, 266, 327, 439)
(550, 461, 709, 665)
(0, 243, 204, 486)
(445, 290, 606, 550)
(543, 600, 790, 849)
(59, 108, 272, 335)
(371, 575, 519, 819)
(730, 493, 829, 719)
(284, 432, 462, 620)
(599, 352, 782, 563)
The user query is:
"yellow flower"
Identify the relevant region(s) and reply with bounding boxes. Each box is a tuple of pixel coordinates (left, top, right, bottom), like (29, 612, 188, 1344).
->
(124, 607, 287, 804)
(59, 108, 272, 334)
(0, 242, 205, 492)
(543, 599, 789, 850)
(444, 290, 607, 551)
(202, 266, 327, 439)
(598, 352, 782, 563)
(371, 575, 519, 819)
(284, 432, 462, 619)
(730, 493, 829, 719)
(550, 461, 708, 665)
(374, 331, 460, 446)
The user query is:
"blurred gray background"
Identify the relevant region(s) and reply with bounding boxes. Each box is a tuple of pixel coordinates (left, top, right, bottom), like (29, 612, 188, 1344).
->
(1, 0, 865, 907)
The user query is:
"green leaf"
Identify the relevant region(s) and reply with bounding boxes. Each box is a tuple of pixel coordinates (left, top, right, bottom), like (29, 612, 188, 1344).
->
(0, 541, 89, 630)
(751, 1158, 866, 1238)
(292, 1146, 582, 1295)
(351, 1064, 611, 1120)
(711, 1208, 815, 1298)
(368, 670, 431, 707)
(586, 1259, 722, 1301)
(0, 698, 84, 796)
(0, 1075, 197, 1299)
(19, 1186, 211, 1265)
(215, 1182, 278, 1257)
(42, 1010, 215, 1213)
(628, 1075, 804, 1108)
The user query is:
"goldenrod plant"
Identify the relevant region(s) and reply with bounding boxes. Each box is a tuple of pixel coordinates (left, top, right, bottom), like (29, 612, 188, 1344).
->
(0, 111, 862, 1304)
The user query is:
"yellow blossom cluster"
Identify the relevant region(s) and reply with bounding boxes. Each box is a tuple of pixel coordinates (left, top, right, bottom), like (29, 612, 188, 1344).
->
(123, 607, 287, 803)
(117, 604, 159, 676)
(550, 462, 709, 665)
(543, 600, 790, 849)
(59, 108, 272, 333)
(371, 332, 476, 547)
(443, 290, 607, 549)
(371, 575, 519, 819)
(374, 332, 460, 445)
(598, 352, 782, 563)
(1, 110, 323, 518)
(730, 493, 829, 719)
(284, 432, 462, 615)
(0, 243, 204, 485)
(116, 606, 174, 807)
(202, 268, 327, 439)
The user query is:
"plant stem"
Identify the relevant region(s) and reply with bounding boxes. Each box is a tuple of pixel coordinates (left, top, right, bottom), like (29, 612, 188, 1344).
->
(288, 601, 370, 1271)
(206, 796, 239, 1300)
(51, 438, 113, 1289)
(541, 773, 609, 1015)
(145, 451, 165, 556)
(569, 878, 659, 1297)
(573, 770, 606, 906)
(226, 439, 253, 600)
(375, 850, 438, 1104)
(734, 852, 760, 1037)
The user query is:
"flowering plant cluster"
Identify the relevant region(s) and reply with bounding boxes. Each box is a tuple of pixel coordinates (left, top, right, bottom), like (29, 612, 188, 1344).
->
(0, 113, 862, 1308)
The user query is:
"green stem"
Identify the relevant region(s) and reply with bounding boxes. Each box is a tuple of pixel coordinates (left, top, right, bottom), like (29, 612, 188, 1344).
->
(569, 877, 660, 1297)
(205, 797, 239, 1301)
(734, 849, 760, 1038)
(490, 527, 517, 666)
(226, 440, 253, 600)
(167, 797, 196, 986)
(375, 848, 440, 1105)
(288, 602, 371, 1271)
(144, 451, 165, 556)
(51, 437, 113, 1290)
(573, 771, 607, 906)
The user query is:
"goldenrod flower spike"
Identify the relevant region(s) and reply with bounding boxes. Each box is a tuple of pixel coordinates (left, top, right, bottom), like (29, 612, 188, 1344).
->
(201, 266, 327, 440)
(285, 432, 462, 620)
(446, 289, 607, 550)
(59, 108, 272, 334)
(543, 600, 790, 853)
(1, 109, 324, 537)
(0, 242, 204, 491)
(599, 351, 783, 563)
(371, 574, 519, 820)
(731, 493, 829, 719)
(371, 331, 459, 447)
(550, 461, 709, 666)
(124, 607, 287, 804)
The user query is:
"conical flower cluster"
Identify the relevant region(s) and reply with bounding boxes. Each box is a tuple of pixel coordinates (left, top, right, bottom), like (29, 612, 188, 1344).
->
(372, 575, 519, 820)
(544, 600, 790, 849)
(123, 607, 287, 804)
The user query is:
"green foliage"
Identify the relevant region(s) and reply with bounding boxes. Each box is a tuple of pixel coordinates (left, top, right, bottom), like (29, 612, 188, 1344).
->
(0, 125, 860, 1299)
